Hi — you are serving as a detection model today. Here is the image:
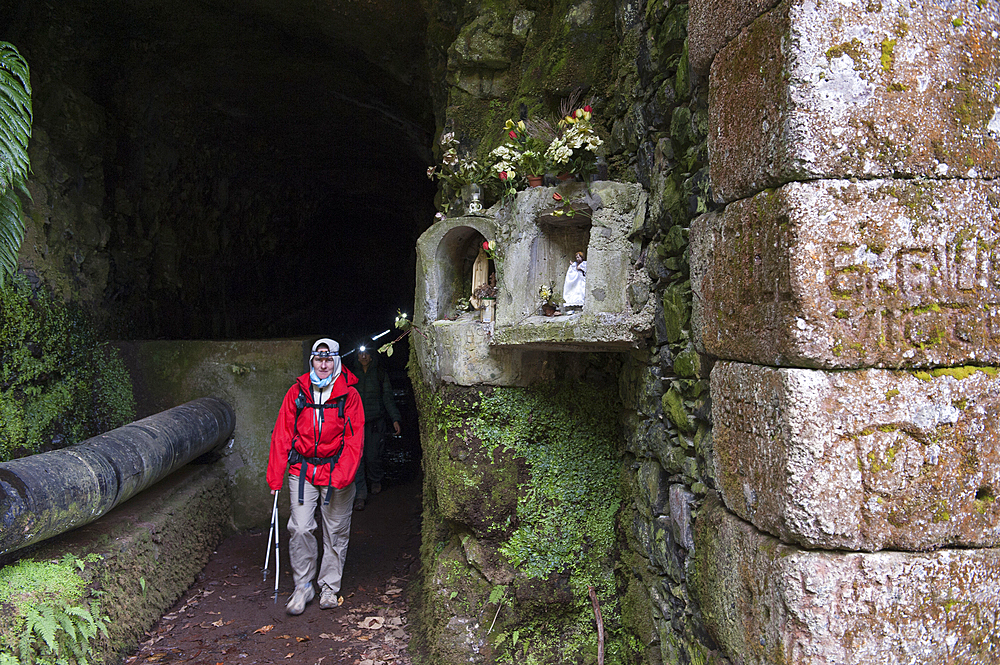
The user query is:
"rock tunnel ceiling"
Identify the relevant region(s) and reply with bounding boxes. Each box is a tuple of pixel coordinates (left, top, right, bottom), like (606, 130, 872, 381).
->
(1, 0, 438, 342)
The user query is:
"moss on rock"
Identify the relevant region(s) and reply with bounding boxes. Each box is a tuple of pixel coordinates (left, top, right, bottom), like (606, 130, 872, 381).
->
(413, 371, 642, 664)
(0, 274, 135, 460)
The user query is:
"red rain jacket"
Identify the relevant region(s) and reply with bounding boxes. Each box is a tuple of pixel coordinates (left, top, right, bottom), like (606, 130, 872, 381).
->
(267, 369, 364, 490)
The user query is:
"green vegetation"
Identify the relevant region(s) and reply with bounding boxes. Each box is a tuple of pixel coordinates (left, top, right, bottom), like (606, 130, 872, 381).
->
(415, 376, 639, 664)
(825, 38, 865, 69)
(880, 38, 896, 71)
(472, 383, 620, 584)
(910, 366, 998, 382)
(0, 554, 109, 665)
(0, 274, 135, 459)
(0, 42, 32, 285)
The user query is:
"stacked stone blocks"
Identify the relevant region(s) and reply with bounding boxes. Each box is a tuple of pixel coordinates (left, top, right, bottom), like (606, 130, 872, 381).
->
(691, 0, 1000, 662)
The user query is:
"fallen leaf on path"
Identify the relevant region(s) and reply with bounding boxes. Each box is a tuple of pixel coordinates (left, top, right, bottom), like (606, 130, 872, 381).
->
(359, 617, 385, 630)
(295, 635, 311, 642)
(253, 625, 274, 634)
(273, 634, 291, 640)
(210, 619, 225, 627)
(284, 653, 294, 659)
(385, 586, 403, 595)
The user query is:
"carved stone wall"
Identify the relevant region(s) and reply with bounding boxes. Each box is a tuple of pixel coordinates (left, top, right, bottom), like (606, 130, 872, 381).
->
(691, 0, 1000, 663)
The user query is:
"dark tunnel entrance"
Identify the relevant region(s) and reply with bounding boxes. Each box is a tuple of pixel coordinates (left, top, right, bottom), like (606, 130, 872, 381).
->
(1, 0, 439, 349)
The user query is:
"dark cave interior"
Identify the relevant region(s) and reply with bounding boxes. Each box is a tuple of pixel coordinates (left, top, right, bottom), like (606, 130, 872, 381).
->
(1, 0, 439, 356)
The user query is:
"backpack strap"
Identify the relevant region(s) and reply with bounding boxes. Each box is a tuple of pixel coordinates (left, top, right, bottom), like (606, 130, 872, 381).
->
(289, 387, 349, 505)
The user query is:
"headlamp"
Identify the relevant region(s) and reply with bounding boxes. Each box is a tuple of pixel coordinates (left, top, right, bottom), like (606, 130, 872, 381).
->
(311, 350, 339, 360)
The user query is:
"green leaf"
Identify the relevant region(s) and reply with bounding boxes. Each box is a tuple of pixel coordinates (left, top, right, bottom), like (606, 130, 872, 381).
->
(0, 187, 24, 281)
(35, 606, 59, 653)
(0, 41, 30, 287)
(20, 607, 40, 664)
(54, 611, 77, 650)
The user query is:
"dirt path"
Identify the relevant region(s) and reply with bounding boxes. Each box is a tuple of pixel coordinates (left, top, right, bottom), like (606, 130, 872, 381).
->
(125, 435, 423, 665)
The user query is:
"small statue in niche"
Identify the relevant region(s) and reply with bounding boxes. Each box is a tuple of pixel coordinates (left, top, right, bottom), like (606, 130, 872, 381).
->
(562, 250, 586, 312)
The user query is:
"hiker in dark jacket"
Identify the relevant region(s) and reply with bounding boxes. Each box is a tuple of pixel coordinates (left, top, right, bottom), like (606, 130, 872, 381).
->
(350, 347, 402, 511)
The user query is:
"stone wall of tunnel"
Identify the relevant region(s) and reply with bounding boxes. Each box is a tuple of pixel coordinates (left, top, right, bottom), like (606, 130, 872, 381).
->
(413, 0, 715, 662)
(415, 0, 1000, 664)
(4, 0, 1000, 663)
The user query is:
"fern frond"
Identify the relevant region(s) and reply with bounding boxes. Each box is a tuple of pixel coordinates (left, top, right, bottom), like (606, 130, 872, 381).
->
(0, 42, 30, 189)
(33, 606, 59, 654)
(0, 187, 24, 281)
(20, 607, 40, 665)
(54, 610, 77, 649)
(0, 41, 30, 287)
(0, 43, 30, 90)
(65, 606, 96, 640)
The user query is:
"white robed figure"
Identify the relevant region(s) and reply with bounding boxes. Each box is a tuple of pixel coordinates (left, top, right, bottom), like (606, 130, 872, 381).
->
(563, 251, 587, 308)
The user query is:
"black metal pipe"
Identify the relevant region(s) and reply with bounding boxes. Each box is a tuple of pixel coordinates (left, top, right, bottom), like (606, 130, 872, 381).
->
(0, 397, 235, 556)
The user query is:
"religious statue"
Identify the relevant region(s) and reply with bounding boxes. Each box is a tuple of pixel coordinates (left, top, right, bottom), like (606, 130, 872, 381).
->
(562, 250, 586, 311)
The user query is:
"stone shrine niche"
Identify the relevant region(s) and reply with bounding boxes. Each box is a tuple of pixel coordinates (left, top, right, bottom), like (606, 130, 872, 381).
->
(428, 224, 490, 321)
(531, 213, 591, 312)
(488, 182, 655, 352)
(413, 182, 655, 386)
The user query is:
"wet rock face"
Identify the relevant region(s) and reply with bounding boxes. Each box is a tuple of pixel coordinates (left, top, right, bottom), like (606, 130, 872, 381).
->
(693, 495, 1000, 665)
(7, 0, 437, 339)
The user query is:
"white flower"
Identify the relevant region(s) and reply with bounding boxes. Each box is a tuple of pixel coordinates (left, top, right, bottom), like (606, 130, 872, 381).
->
(545, 139, 573, 164)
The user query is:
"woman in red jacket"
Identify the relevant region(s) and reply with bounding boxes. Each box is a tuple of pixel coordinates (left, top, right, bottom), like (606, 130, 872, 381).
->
(267, 338, 364, 615)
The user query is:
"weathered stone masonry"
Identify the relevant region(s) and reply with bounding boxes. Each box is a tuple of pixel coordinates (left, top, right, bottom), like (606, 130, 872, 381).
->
(692, 1, 1000, 663)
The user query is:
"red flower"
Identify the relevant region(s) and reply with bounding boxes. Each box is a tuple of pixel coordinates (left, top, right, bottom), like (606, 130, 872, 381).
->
(483, 240, 490, 250)
(553, 193, 563, 201)
(509, 130, 517, 139)
(500, 171, 508, 181)
(583, 105, 592, 113)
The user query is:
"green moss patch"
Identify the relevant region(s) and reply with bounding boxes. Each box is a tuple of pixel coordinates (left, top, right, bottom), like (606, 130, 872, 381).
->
(1, 274, 135, 460)
(0, 554, 108, 664)
(414, 374, 640, 664)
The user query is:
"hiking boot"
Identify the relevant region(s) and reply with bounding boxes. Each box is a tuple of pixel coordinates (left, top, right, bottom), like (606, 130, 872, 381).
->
(371, 482, 382, 495)
(285, 583, 315, 615)
(319, 587, 341, 609)
(354, 497, 365, 511)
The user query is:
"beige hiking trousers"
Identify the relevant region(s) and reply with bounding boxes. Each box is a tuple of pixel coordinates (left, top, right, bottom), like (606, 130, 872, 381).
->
(287, 474, 355, 594)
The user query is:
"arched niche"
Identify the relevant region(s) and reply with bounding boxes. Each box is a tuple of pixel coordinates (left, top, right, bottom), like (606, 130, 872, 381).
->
(428, 222, 493, 321)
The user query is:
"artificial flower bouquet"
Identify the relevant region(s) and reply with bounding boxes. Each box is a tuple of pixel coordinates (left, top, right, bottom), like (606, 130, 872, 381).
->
(489, 119, 552, 194)
(428, 131, 487, 216)
(544, 105, 603, 179)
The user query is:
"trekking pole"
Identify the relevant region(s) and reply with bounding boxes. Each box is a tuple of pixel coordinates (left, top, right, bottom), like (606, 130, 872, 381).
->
(263, 491, 278, 583)
(272, 492, 280, 604)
